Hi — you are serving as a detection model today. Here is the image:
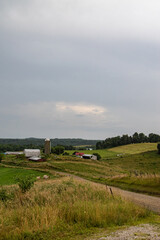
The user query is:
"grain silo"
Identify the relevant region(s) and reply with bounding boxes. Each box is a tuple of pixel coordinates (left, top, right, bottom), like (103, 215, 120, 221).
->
(44, 138, 51, 155)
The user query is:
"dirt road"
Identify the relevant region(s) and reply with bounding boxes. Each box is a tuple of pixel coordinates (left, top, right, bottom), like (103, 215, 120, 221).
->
(57, 171, 160, 214)
(108, 185, 160, 214)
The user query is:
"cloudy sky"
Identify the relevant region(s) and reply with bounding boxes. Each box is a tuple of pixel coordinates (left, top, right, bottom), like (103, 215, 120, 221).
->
(0, 0, 160, 139)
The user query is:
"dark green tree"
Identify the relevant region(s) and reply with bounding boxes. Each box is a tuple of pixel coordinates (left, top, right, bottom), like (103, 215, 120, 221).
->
(51, 146, 65, 155)
(157, 143, 160, 154)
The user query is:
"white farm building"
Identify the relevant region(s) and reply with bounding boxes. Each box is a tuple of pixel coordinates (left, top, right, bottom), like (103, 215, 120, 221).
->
(24, 149, 41, 158)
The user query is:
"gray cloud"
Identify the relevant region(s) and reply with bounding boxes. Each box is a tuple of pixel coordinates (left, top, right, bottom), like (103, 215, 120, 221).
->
(0, 0, 160, 138)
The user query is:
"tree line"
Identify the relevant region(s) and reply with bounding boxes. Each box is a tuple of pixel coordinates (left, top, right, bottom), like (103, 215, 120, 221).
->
(96, 132, 160, 149)
(0, 138, 100, 147)
(0, 144, 76, 153)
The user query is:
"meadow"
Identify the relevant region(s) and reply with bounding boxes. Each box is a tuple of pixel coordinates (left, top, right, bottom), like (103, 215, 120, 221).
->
(0, 166, 51, 186)
(1, 143, 160, 195)
(0, 143, 160, 239)
(109, 143, 157, 154)
(0, 177, 155, 240)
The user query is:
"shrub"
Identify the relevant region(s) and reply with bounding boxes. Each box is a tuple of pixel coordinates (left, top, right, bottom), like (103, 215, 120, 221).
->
(157, 143, 160, 154)
(16, 176, 36, 193)
(16, 154, 26, 160)
(51, 146, 65, 155)
(0, 188, 13, 202)
(63, 152, 69, 156)
(0, 153, 5, 162)
(93, 153, 101, 160)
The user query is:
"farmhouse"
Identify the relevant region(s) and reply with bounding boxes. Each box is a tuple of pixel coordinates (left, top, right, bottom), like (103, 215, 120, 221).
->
(24, 149, 41, 158)
(72, 152, 84, 157)
(75, 152, 84, 157)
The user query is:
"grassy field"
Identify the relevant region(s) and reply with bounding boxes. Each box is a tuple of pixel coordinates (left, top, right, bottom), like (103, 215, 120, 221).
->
(0, 177, 156, 240)
(109, 143, 157, 154)
(66, 143, 157, 158)
(47, 151, 160, 195)
(1, 143, 160, 239)
(0, 166, 53, 186)
(2, 144, 160, 195)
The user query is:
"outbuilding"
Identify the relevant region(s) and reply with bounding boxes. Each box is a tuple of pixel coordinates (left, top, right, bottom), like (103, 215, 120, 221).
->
(82, 154, 97, 160)
(29, 157, 45, 162)
(24, 149, 41, 158)
(5, 151, 23, 155)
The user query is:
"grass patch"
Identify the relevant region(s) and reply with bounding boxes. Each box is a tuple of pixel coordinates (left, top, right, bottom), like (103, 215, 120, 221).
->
(105, 175, 160, 196)
(0, 177, 155, 240)
(0, 166, 52, 186)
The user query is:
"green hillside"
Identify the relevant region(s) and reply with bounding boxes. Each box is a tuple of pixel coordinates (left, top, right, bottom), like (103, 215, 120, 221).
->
(2, 143, 160, 195)
(109, 143, 157, 154)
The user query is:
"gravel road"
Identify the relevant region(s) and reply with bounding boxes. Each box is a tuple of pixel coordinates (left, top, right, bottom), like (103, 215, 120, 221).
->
(88, 224, 160, 240)
(56, 171, 160, 214)
(107, 186, 160, 214)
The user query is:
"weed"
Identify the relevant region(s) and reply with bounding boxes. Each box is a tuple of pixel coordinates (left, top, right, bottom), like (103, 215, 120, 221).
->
(0, 187, 14, 202)
(16, 175, 36, 193)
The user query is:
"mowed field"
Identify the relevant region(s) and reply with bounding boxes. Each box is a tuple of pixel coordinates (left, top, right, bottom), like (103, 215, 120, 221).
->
(110, 143, 157, 154)
(0, 166, 52, 185)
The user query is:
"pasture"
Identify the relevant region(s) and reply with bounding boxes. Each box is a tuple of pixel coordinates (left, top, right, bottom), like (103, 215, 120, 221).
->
(0, 166, 51, 186)
(2, 143, 160, 195)
(109, 143, 157, 154)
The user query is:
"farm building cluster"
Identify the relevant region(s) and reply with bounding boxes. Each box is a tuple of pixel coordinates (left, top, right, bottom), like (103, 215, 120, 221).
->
(73, 152, 97, 160)
(4, 139, 97, 161)
(5, 138, 51, 162)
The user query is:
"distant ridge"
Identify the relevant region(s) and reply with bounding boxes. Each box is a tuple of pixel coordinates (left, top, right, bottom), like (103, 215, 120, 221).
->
(0, 138, 101, 146)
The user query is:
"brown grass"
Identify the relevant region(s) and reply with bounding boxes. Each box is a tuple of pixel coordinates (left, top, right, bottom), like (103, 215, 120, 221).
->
(0, 177, 151, 240)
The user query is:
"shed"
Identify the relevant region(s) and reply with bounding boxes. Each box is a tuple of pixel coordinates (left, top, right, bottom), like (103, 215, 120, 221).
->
(24, 149, 41, 158)
(29, 157, 45, 162)
(5, 151, 23, 155)
(82, 154, 97, 160)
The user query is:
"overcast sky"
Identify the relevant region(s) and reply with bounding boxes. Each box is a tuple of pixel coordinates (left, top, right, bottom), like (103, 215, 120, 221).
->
(0, 0, 160, 139)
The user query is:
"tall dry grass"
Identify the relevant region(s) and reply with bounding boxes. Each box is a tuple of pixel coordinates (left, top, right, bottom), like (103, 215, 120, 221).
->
(106, 173, 160, 196)
(0, 177, 151, 240)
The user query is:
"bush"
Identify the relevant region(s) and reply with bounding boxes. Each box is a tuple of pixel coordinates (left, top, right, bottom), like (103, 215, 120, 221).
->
(51, 146, 65, 155)
(16, 176, 36, 193)
(0, 153, 5, 162)
(63, 152, 69, 156)
(93, 153, 101, 160)
(157, 143, 160, 154)
(16, 154, 26, 160)
(0, 188, 13, 202)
